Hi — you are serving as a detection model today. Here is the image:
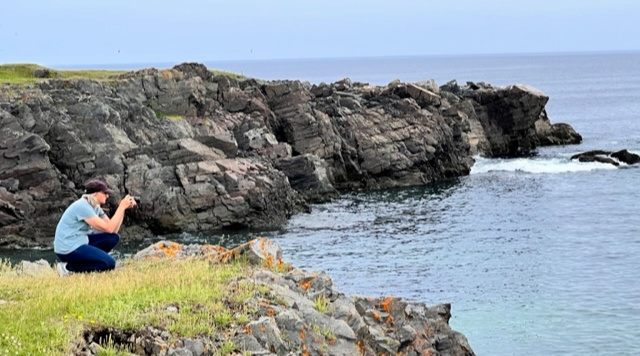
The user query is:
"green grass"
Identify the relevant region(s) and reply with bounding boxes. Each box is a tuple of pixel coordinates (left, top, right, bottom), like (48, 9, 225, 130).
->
(0, 257, 255, 355)
(154, 110, 184, 121)
(313, 295, 331, 314)
(0, 63, 243, 85)
(0, 63, 127, 84)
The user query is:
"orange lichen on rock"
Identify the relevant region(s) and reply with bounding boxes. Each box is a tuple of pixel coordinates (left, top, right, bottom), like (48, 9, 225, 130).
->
(244, 326, 252, 334)
(266, 308, 276, 316)
(357, 340, 366, 355)
(372, 310, 382, 322)
(385, 315, 394, 325)
(265, 254, 275, 267)
(220, 248, 240, 264)
(300, 328, 305, 340)
(380, 297, 394, 314)
(302, 343, 309, 356)
(275, 258, 290, 271)
(200, 244, 227, 254)
(299, 280, 312, 291)
(157, 241, 182, 257)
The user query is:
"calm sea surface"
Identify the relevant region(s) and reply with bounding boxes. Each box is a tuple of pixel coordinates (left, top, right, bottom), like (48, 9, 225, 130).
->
(7, 52, 640, 355)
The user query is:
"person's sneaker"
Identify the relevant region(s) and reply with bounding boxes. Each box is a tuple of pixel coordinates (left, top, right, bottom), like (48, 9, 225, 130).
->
(56, 262, 71, 277)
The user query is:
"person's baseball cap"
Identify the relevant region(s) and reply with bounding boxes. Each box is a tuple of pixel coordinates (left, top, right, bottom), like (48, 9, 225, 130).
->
(84, 179, 114, 194)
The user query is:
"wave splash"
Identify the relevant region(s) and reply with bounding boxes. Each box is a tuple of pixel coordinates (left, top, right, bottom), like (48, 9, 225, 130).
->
(470, 155, 620, 175)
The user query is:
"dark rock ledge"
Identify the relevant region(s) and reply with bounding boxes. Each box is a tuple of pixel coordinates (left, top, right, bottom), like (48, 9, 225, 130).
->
(0, 63, 580, 248)
(13, 238, 475, 356)
(571, 149, 640, 166)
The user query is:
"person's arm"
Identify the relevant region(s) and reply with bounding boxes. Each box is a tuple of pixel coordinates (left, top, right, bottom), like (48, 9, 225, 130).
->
(85, 195, 136, 233)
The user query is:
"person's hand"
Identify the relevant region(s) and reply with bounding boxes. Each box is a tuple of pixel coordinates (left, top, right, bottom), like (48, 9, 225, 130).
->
(119, 194, 137, 209)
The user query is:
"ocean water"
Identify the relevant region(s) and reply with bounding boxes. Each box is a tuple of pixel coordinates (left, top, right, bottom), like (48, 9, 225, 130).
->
(203, 52, 640, 355)
(5, 52, 640, 355)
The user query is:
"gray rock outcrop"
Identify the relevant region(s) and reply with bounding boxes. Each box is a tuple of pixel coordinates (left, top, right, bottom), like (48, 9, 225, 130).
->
(0, 63, 580, 247)
(70, 238, 475, 356)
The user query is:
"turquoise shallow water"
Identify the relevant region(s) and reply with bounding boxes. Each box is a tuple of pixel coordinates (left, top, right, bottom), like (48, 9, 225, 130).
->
(265, 161, 640, 355)
(4, 52, 640, 355)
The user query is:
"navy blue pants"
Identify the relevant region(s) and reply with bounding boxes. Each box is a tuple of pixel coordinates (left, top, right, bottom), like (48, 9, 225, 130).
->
(56, 233, 120, 273)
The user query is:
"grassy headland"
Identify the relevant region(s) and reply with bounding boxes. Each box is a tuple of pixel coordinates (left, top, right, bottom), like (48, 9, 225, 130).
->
(0, 63, 243, 85)
(0, 258, 256, 355)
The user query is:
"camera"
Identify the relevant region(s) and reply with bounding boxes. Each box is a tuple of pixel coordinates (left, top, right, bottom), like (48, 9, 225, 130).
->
(132, 196, 141, 204)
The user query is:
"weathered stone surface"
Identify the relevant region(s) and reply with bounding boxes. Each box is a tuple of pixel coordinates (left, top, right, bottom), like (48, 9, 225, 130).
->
(0, 64, 578, 247)
(276, 154, 339, 203)
(535, 110, 583, 146)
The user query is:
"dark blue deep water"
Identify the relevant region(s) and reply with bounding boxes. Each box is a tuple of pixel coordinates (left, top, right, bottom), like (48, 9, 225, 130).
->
(5, 52, 640, 355)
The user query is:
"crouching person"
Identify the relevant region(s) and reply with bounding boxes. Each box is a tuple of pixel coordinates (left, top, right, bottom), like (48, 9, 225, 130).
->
(54, 179, 137, 275)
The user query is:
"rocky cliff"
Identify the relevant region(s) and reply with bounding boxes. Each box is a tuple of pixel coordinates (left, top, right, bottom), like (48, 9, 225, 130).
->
(0, 63, 581, 247)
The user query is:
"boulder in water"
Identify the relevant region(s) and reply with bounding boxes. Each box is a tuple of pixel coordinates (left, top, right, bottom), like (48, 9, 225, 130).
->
(570, 149, 640, 166)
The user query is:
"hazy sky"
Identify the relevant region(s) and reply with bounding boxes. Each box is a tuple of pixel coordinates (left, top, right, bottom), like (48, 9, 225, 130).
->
(2, 0, 639, 66)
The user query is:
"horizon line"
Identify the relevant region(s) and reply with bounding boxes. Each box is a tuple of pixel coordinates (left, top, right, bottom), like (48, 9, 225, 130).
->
(7, 49, 640, 71)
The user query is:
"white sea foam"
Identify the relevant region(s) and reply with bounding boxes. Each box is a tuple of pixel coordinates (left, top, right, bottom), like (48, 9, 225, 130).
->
(470, 155, 619, 175)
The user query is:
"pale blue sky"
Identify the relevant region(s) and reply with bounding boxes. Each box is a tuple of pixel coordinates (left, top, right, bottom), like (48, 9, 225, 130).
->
(2, 0, 639, 67)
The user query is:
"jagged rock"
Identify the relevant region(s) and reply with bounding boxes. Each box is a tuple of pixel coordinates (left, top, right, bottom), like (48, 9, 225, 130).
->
(535, 110, 582, 146)
(276, 154, 339, 203)
(461, 83, 551, 157)
(0, 64, 578, 247)
(571, 149, 640, 166)
(612, 149, 640, 165)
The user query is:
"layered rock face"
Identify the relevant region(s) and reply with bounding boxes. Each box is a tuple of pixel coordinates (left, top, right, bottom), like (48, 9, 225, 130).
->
(0, 63, 580, 247)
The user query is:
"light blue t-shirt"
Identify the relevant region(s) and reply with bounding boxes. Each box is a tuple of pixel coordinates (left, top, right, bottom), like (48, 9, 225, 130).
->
(54, 198, 106, 254)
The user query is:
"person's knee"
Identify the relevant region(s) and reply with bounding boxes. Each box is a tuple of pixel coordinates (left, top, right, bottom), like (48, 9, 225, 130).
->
(105, 255, 117, 270)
